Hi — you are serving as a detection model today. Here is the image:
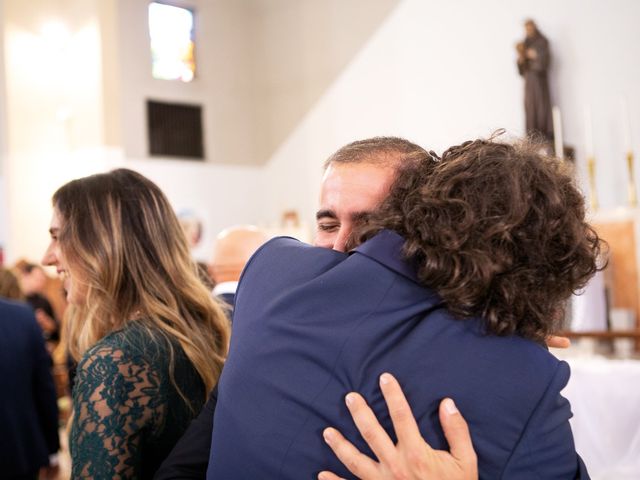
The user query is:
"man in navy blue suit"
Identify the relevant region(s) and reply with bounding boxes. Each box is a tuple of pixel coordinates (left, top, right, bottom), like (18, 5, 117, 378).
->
(155, 137, 451, 479)
(0, 298, 60, 479)
(206, 137, 593, 479)
(156, 137, 577, 479)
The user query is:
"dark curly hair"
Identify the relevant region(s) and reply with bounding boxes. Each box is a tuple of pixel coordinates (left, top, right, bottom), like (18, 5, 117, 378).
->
(356, 137, 604, 342)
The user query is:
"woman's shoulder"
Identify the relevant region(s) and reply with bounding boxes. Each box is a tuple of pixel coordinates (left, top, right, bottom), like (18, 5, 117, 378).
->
(79, 321, 170, 375)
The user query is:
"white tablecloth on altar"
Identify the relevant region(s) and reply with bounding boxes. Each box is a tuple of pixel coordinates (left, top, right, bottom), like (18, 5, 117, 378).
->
(559, 355, 640, 479)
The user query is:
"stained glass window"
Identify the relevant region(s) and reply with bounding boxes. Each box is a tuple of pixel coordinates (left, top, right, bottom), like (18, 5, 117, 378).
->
(149, 2, 196, 82)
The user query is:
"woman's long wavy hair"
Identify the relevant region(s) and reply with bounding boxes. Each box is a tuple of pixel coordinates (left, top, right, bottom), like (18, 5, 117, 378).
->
(357, 137, 604, 342)
(54, 168, 230, 400)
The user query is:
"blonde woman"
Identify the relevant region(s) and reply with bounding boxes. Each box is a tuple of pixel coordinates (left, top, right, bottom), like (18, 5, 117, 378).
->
(42, 168, 230, 479)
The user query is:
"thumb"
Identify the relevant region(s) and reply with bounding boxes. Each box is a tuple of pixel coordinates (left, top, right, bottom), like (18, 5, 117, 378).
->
(439, 398, 477, 465)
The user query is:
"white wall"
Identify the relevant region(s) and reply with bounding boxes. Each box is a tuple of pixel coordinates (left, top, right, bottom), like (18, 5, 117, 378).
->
(262, 0, 640, 227)
(2, 0, 110, 264)
(117, 0, 399, 167)
(0, 0, 6, 169)
(0, 0, 8, 255)
(250, 0, 400, 162)
(1, 0, 268, 263)
(3, 0, 640, 262)
(122, 158, 265, 263)
(116, 0, 267, 261)
(118, 0, 258, 165)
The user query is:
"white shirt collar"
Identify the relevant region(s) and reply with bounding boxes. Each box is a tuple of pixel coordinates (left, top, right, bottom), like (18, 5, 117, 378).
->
(212, 281, 238, 297)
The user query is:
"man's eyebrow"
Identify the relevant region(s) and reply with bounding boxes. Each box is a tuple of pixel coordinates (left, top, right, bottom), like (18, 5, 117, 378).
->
(350, 211, 371, 223)
(316, 209, 337, 220)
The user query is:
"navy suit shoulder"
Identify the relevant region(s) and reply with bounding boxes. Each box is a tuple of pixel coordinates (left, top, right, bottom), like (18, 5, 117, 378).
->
(217, 292, 235, 309)
(235, 236, 346, 305)
(0, 299, 59, 477)
(208, 233, 587, 479)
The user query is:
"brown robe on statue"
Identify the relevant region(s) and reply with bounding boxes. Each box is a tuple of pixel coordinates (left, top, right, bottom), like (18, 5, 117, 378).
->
(518, 33, 553, 141)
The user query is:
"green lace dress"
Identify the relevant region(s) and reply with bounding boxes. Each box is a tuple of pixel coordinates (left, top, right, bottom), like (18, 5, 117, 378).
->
(70, 321, 205, 479)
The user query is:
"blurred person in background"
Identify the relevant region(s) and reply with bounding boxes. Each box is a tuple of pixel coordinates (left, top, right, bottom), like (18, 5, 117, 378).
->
(0, 268, 58, 352)
(208, 225, 269, 314)
(178, 209, 215, 290)
(0, 298, 60, 479)
(14, 261, 68, 389)
(14, 261, 67, 324)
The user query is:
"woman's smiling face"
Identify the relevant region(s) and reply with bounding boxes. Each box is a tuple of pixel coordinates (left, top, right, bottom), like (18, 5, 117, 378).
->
(42, 207, 87, 305)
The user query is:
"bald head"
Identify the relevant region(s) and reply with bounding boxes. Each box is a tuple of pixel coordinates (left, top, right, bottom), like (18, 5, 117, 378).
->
(209, 225, 269, 283)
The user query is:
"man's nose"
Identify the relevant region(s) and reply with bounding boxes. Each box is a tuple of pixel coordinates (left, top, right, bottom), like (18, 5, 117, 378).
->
(332, 227, 351, 253)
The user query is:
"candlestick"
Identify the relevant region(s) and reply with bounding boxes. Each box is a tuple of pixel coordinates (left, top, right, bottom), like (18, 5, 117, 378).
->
(587, 155, 598, 211)
(627, 151, 637, 208)
(584, 106, 594, 158)
(552, 106, 563, 158)
(621, 98, 632, 153)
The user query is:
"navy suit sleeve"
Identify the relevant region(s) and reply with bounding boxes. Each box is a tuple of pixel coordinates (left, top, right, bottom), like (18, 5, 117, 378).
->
(154, 387, 218, 479)
(500, 361, 589, 479)
(31, 313, 60, 455)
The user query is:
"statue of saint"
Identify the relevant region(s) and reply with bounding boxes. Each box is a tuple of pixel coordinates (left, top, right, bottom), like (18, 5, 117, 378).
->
(517, 20, 553, 142)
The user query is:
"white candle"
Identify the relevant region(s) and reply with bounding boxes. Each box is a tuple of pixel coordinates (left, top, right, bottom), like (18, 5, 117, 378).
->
(584, 106, 594, 158)
(552, 106, 563, 158)
(621, 97, 632, 154)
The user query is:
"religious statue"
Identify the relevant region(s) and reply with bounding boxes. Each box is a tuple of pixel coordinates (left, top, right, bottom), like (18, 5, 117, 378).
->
(516, 19, 553, 142)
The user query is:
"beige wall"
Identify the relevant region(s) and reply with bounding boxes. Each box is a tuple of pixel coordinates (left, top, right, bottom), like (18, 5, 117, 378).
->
(117, 0, 258, 165)
(117, 0, 399, 165)
(4, 0, 639, 261)
(4, 0, 105, 153)
(251, 0, 400, 162)
(0, 0, 6, 165)
(0, 0, 7, 250)
(2, 0, 114, 263)
(98, 0, 121, 148)
(0, 0, 270, 262)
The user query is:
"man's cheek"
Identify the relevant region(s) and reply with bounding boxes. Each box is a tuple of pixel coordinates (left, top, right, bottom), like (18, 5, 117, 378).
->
(313, 232, 336, 249)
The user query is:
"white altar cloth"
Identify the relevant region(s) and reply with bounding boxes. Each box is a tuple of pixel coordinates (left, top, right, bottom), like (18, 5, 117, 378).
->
(558, 354, 640, 479)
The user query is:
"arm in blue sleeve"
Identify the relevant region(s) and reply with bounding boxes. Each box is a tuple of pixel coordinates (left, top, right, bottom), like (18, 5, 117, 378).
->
(31, 314, 60, 456)
(154, 386, 218, 479)
(501, 361, 590, 480)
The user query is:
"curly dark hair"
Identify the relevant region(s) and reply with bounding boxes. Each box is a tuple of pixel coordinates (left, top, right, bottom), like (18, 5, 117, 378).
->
(356, 137, 604, 342)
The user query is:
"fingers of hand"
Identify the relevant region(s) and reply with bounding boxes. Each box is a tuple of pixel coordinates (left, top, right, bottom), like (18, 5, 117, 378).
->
(546, 335, 571, 349)
(379, 373, 425, 446)
(317, 471, 346, 480)
(323, 427, 380, 479)
(438, 398, 477, 467)
(344, 392, 396, 465)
